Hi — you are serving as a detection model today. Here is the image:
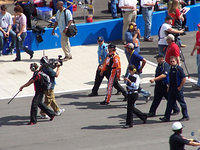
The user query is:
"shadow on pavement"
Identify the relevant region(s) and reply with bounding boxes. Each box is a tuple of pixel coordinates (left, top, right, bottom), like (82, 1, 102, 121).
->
(0, 115, 29, 126)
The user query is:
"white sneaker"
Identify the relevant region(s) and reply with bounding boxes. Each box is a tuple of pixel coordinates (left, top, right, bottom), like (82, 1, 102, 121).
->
(40, 114, 50, 119)
(55, 108, 65, 116)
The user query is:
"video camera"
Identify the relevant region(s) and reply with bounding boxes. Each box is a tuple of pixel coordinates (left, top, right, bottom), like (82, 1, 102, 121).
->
(40, 55, 63, 69)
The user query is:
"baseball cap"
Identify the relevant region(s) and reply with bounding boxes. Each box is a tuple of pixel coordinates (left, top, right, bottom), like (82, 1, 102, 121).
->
(172, 122, 183, 131)
(154, 54, 164, 58)
(124, 43, 134, 49)
(108, 43, 116, 49)
(197, 23, 200, 28)
(97, 36, 104, 42)
(166, 34, 175, 41)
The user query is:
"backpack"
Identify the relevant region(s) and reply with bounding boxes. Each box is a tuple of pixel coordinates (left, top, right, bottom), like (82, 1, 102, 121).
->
(38, 71, 51, 91)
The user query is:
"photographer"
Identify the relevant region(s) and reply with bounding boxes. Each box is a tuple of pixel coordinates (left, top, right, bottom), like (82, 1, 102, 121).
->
(39, 56, 65, 119)
(125, 22, 141, 53)
(158, 15, 184, 55)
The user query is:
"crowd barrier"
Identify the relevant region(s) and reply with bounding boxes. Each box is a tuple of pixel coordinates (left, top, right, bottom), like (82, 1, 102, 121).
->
(2, 4, 200, 53)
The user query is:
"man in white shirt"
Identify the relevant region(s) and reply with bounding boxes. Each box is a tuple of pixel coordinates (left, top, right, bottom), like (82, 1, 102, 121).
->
(0, 5, 16, 55)
(141, 0, 157, 42)
(158, 15, 184, 55)
(118, 0, 137, 41)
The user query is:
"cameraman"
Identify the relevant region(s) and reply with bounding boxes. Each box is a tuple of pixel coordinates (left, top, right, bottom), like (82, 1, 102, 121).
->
(40, 57, 65, 119)
(158, 15, 184, 55)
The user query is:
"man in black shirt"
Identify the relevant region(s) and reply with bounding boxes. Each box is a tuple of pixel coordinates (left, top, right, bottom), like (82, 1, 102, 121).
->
(20, 63, 56, 125)
(169, 122, 200, 150)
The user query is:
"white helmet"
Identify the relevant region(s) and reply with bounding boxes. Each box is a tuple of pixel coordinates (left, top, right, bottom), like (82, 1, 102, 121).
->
(172, 122, 183, 131)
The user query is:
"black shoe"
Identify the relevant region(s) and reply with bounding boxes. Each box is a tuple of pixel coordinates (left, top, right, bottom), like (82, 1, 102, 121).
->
(142, 115, 147, 124)
(13, 58, 21, 61)
(179, 117, 190, 121)
(115, 91, 121, 95)
(122, 124, 133, 128)
(50, 116, 55, 121)
(159, 117, 170, 122)
(88, 93, 98, 97)
(123, 96, 128, 102)
(147, 112, 156, 117)
(171, 111, 180, 116)
(30, 52, 34, 59)
(144, 37, 154, 42)
(100, 101, 109, 105)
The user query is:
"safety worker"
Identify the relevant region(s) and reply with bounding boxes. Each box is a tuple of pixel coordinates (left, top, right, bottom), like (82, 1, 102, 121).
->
(123, 65, 147, 128)
(160, 56, 189, 122)
(19, 63, 56, 125)
(125, 43, 151, 100)
(100, 44, 127, 105)
(148, 54, 180, 117)
(169, 122, 200, 150)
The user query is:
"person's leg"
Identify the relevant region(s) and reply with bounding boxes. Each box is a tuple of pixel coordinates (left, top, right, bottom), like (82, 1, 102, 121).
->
(91, 67, 104, 95)
(0, 31, 4, 55)
(15, 34, 21, 60)
(142, 7, 152, 39)
(122, 11, 133, 41)
(158, 45, 167, 56)
(49, 89, 60, 112)
(176, 89, 189, 118)
(126, 93, 134, 126)
(30, 93, 39, 123)
(110, 0, 117, 18)
(20, 32, 34, 57)
(9, 29, 16, 50)
(61, 32, 72, 59)
(112, 76, 127, 97)
(197, 54, 200, 86)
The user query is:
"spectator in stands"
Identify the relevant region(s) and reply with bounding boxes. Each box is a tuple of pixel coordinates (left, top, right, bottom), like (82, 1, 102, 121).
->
(191, 23, 200, 90)
(15, 0, 35, 29)
(158, 15, 184, 55)
(118, 0, 137, 42)
(13, 5, 34, 61)
(165, 34, 180, 65)
(52, 1, 73, 61)
(141, 0, 157, 42)
(0, 5, 16, 56)
(125, 22, 141, 53)
(168, 0, 184, 27)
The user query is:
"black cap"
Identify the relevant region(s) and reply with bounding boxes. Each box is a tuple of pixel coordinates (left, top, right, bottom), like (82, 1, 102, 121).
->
(97, 36, 104, 42)
(154, 54, 164, 58)
(165, 15, 173, 21)
(108, 44, 116, 49)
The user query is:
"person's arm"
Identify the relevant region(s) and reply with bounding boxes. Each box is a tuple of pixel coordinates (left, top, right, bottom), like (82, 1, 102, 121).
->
(17, 24, 25, 37)
(55, 65, 60, 77)
(191, 33, 199, 56)
(167, 28, 184, 34)
(177, 56, 180, 66)
(132, 31, 139, 43)
(139, 58, 146, 73)
(19, 79, 34, 91)
(150, 74, 166, 83)
(52, 21, 58, 35)
(188, 140, 200, 146)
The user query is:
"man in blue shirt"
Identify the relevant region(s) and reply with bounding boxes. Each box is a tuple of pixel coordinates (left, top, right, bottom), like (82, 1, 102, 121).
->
(160, 56, 189, 122)
(52, 1, 73, 61)
(125, 43, 151, 100)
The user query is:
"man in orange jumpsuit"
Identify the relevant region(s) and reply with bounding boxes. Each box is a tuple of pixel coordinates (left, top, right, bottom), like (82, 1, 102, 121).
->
(100, 44, 127, 105)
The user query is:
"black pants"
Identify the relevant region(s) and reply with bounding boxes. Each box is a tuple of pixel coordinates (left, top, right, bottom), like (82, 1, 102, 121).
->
(92, 67, 126, 97)
(126, 92, 146, 126)
(30, 91, 55, 123)
(149, 84, 180, 115)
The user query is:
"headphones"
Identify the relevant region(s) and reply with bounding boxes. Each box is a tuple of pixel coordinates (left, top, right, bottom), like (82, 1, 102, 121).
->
(133, 68, 136, 72)
(30, 63, 38, 71)
(129, 25, 134, 30)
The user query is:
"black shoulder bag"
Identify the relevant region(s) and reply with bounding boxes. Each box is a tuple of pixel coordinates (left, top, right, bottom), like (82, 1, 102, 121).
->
(64, 9, 77, 37)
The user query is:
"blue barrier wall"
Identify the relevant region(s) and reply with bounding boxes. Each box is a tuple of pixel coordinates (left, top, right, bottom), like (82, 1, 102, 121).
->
(6, 3, 200, 52)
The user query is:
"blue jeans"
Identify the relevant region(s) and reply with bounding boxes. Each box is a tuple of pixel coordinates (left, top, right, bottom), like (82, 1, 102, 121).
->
(158, 44, 168, 56)
(0, 29, 16, 52)
(111, 0, 117, 18)
(15, 32, 33, 60)
(142, 7, 153, 39)
(197, 54, 200, 86)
